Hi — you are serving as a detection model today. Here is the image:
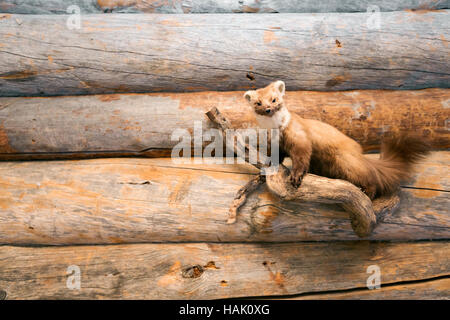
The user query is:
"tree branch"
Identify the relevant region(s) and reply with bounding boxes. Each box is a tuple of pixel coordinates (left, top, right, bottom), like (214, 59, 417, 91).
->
(206, 107, 399, 237)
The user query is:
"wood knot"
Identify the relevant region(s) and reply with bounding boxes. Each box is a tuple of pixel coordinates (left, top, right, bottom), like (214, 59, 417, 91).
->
(326, 75, 347, 87)
(203, 261, 220, 269)
(0, 290, 6, 300)
(182, 265, 204, 278)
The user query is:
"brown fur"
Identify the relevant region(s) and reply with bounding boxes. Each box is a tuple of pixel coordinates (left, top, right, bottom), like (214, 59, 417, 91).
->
(245, 81, 430, 199)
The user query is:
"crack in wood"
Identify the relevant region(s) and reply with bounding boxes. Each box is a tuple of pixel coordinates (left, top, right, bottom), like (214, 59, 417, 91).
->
(242, 274, 450, 300)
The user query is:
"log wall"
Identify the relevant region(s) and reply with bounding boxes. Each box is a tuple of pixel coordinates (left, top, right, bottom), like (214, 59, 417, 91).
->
(0, 3, 448, 301)
(0, 12, 449, 96)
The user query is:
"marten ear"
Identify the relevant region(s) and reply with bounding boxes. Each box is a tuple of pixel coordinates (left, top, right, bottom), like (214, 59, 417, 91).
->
(273, 80, 285, 96)
(244, 90, 255, 102)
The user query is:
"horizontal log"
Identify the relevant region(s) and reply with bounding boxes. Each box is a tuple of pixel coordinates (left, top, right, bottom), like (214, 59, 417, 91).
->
(0, 152, 448, 245)
(1, 0, 448, 14)
(0, 241, 448, 299)
(0, 12, 449, 96)
(0, 89, 448, 160)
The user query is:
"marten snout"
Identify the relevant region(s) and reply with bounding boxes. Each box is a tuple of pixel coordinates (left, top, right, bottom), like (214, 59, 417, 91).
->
(251, 102, 277, 117)
(256, 104, 279, 116)
(257, 105, 276, 116)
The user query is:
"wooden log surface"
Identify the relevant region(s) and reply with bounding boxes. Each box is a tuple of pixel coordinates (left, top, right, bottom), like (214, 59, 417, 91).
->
(0, 241, 448, 299)
(0, 12, 449, 96)
(1, 0, 448, 14)
(288, 278, 450, 300)
(0, 89, 448, 160)
(0, 152, 448, 245)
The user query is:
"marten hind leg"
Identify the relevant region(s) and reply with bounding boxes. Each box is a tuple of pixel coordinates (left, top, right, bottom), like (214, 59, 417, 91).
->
(360, 184, 377, 200)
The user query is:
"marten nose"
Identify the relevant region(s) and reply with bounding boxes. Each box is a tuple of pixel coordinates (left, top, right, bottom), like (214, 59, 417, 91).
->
(265, 108, 271, 114)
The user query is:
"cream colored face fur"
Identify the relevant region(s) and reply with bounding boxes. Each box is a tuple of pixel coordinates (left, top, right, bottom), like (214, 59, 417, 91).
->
(254, 107, 291, 130)
(244, 80, 291, 130)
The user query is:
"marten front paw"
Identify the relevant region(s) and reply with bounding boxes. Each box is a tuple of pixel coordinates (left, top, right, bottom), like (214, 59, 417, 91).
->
(289, 170, 306, 188)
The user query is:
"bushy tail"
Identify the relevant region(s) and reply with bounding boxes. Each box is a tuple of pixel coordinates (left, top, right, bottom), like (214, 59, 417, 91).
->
(367, 135, 430, 196)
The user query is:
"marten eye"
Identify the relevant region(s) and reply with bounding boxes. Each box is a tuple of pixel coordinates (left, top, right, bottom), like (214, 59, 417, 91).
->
(272, 98, 277, 103)
(256, 101, 262, 106)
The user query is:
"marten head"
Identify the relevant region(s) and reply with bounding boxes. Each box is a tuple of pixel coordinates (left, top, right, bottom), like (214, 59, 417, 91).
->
(244, 81, 285, 117)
